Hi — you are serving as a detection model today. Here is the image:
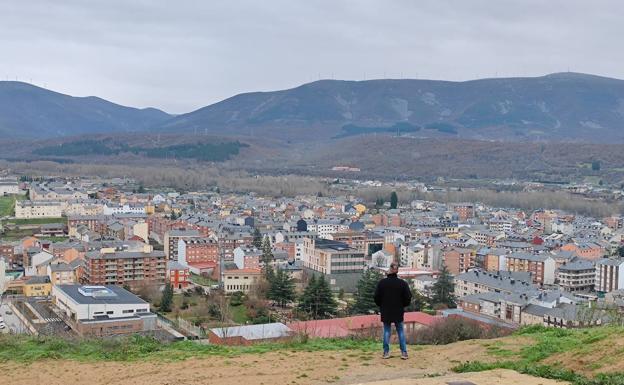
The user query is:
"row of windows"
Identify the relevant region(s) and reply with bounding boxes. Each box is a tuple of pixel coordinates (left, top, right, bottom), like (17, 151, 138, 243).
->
(226, 285, 251, 291)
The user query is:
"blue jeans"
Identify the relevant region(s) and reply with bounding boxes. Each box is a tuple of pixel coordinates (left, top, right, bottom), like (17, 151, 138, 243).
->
(383, 321, 407, 354)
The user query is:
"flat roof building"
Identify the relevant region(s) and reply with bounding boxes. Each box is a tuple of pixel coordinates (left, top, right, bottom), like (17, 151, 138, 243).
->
(52, 284, 156, 337)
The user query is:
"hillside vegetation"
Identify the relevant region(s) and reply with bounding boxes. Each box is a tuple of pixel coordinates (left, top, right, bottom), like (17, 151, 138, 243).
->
(3, 326, 624, 384)
(32, 139, 249, 162)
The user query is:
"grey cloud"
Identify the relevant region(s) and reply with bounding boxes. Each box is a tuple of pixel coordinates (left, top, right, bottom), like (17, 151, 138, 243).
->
(1, 0, 623, 113)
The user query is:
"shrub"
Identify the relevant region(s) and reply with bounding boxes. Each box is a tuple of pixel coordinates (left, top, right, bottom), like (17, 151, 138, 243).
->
(414, 317, 511, 345)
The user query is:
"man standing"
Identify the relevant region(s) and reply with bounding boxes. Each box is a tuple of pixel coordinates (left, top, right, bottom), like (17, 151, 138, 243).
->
(374, 262, 412, 359)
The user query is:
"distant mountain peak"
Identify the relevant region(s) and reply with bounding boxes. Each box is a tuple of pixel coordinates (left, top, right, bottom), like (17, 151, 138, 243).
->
(0, 82, 171, 139)
(156, 72, 624, 143)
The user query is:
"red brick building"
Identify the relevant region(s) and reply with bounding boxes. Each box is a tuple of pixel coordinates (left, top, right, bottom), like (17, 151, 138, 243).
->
(178, 238, 219, 264)
(443, 247, 476, 275)
(450, 203, 475, 221)
(167, 261, 190, 289)
(84, 250, 166, 290)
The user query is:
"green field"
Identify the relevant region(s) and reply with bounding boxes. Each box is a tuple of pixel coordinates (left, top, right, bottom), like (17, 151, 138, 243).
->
(190, 273, 218, 286)
(229, 303, 250, 324)
(4, 217, 65, 225)
(0, 194, 26, 217)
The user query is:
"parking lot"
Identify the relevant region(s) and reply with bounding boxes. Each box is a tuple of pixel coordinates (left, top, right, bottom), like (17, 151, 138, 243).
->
(0, 302, 29, 334)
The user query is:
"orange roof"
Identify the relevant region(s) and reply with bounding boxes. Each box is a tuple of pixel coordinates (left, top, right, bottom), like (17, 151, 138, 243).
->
(187, 261, 217, 269)
(224, 268, 262, 275)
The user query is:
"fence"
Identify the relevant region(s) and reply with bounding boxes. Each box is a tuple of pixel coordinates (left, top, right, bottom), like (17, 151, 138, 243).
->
(155, 314, 205, 339)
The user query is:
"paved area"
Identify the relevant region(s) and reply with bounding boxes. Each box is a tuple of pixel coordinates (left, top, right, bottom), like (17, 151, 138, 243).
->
(0, 302, 29, 334)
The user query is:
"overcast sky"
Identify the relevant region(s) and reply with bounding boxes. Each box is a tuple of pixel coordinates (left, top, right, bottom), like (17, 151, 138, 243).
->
(1, 1, 623, 113)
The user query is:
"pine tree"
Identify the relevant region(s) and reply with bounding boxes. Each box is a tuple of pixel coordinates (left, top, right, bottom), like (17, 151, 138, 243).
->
(261, 236, 274, 266)
(297, 275, 337, 319)
(263, 263, 275, 284)
(297, 274, 317, 315)
(314, 275, 338, 318)
(252, 228, 263, 248)
(352, 269, 383, 315)
(390, 191, 398, 209)
(159, 283, 174, 312)
(268, 268, 296, 307)
(431, 264, 456, 308)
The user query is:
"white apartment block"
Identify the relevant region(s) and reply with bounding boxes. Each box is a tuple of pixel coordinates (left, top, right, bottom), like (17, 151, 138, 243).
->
(301, 237, 365, 275)
(595, 258, 624, 293)
(15, 200, 63, 218)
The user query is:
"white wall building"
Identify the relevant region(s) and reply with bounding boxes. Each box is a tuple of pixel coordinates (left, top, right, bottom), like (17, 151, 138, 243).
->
(15, 201, 64, 219)
(52, 285, 151, 321)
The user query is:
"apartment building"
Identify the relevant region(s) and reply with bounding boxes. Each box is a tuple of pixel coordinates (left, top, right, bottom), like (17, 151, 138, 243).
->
(0, 179, 20, 195)
(330, 231, 366, 253)
(167, 260, 190, 290)
(47, 262, 78, 285)
(177, 238, 219, 265)
(506, 253, 556, 285)
(442, 247, 476, 275)
(164, 229, 201, 259)
(301, 237, 365, 292)
(449, 203, 475, 221)
(561, 242, 605, 261)
(15, 201, 63, 218)
(595, 258, 624, 293)
(84, 249, 166, 290)
(454, 269, 535, 298)
(308, 219, 347, 239)
(556, 258, 595, 292)
(233, 247, 262, 270)
(29, 184, 89, 201)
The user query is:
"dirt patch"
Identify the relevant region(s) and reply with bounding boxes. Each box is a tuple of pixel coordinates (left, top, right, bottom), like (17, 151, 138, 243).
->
(0, 340, 498, 385)
(359, 369, 569, 384)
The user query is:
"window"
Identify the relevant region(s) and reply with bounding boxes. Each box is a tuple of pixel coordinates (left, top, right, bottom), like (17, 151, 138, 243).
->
(107, 311, 114, 315)
(123, 309, 134, 314)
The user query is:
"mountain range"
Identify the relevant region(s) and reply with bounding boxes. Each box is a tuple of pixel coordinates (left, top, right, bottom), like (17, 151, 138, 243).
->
(3, 72, 624, 142)
(0, 81, 170, 138)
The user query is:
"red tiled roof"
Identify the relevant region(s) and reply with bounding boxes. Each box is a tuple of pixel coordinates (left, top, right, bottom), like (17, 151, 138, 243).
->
(187, 261, 217, 269)
(224, 268, 262, 274)
(287, 312, 438, 338)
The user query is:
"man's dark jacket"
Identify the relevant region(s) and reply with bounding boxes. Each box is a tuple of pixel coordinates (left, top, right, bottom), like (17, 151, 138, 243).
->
(374, 273, 412, 323)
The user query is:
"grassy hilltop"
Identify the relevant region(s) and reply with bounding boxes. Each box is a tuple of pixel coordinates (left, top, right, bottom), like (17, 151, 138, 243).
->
(3, 326, 624, 384)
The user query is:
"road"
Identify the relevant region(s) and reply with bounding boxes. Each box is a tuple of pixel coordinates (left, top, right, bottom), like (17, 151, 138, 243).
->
(0, 300, 29, 334)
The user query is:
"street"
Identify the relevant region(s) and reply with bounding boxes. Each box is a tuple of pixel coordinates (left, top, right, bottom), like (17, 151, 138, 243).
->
(0, 300, 29, 334)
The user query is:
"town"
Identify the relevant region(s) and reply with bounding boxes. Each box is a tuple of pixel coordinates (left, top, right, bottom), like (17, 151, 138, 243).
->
(1, 170, 623, 344)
